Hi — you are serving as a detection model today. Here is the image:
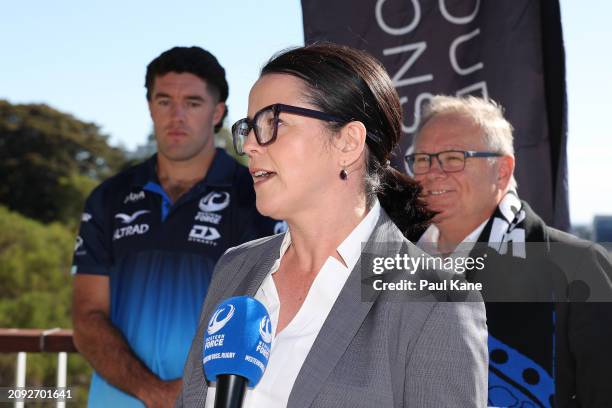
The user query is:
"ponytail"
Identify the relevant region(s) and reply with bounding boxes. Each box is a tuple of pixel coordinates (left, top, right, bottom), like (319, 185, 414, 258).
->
(366, 156, 433, 242)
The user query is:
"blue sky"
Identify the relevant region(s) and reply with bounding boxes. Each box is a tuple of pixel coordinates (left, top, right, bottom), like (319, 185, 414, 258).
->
(1, 0, 610, 224)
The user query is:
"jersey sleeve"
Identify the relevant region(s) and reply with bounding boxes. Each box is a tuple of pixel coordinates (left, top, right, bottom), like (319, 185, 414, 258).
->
(71, 185, 114, 276)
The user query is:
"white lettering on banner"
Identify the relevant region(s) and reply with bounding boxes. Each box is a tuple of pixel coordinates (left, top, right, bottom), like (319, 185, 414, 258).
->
(399, 93, 433, 134)
(382, 42, 433, 88)
(450, 29, 483, 75)
(439, 0, 480, 25)
(374, 0, 486, 146)
(113, 224, 149, 240)
(375, 0, 421, 35)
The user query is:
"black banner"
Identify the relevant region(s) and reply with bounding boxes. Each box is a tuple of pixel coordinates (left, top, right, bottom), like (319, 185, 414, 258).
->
(302, 0, 569, 230)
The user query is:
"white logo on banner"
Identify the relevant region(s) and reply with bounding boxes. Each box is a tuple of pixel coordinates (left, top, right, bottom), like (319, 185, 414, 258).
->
(207, 304, 235, 335)
(81, 213, 92, 222)
(259, 316, 273, 343)
(199, 191, 230, 212)
(115, 210, 150, 224)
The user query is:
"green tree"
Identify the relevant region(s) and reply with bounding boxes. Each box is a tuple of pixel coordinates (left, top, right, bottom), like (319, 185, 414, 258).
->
(0, 205, 91, 404)
(0, 100, 127, 225)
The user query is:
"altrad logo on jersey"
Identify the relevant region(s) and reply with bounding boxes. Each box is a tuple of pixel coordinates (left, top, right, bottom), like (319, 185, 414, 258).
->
(113, 210, 150, 241)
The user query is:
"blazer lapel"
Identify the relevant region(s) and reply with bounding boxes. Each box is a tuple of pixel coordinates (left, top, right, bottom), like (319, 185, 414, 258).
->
(287, 211, 405, 408)
(199, 235, 283, 330)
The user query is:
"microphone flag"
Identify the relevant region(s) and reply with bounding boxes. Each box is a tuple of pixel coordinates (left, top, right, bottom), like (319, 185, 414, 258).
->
(202, 296, 273, 387)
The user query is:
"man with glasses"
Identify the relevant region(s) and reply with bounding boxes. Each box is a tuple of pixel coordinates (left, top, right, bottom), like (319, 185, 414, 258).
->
(71, 47, 281, 408)
(410, 95, 612, 407)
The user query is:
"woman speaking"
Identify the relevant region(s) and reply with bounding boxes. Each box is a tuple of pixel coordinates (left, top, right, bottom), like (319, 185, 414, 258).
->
(178, 43, 487, 407)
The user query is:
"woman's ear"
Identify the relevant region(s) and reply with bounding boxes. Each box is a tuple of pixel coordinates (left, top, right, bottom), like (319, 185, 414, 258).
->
(334, 121, 367, 166)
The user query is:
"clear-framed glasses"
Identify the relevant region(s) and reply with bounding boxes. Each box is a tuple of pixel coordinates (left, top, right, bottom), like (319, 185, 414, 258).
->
(404, 150, 502, 175)
(231, 103, 344, 156)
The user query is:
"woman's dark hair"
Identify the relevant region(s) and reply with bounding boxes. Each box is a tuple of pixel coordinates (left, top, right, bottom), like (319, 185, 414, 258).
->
(261, 42, 432, 240)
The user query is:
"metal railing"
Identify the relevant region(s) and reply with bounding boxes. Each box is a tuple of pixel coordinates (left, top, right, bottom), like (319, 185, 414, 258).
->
(0, 328, 77, 408)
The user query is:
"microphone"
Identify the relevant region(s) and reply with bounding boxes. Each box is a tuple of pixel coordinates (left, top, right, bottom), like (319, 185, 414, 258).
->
(203, 296, 272, 408)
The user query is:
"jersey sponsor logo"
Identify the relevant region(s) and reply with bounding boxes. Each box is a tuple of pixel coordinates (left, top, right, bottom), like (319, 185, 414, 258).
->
(188, 225, 221, 245)
(124, 191, 145, 204)
(113, 224, 150, 240)
(199, 191, 230, 213)
(81, 213, 92, 222)
(207, 304, 235, 335)
(74, 235, 86, 255)
(274, 221, 288, 234)
(194, 212, 222, 224)
(115, 210, 150, 224)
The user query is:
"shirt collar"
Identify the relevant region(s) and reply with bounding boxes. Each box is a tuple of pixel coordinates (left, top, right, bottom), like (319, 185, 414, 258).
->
(337, 199, 381, 271)
(131, 148, 238, 188)
(417, 218, 488, 255)
(271, 199, 381, 274)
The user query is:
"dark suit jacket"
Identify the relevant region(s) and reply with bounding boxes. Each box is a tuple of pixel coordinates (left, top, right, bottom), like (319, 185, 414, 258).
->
(468, 201, 612, 408)
(177, 210, 488, 407)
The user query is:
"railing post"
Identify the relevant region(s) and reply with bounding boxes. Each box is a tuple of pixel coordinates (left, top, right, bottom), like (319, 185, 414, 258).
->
(56, 351, 68, 408)
(15, 351, 26, 408)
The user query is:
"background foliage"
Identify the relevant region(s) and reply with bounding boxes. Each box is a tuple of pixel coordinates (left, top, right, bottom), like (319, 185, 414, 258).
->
(0, 100, 126, 226)
(0, 100, 130, 404)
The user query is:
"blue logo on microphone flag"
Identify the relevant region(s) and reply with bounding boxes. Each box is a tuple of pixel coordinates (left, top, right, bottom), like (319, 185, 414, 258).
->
(203, 296, 272, 387)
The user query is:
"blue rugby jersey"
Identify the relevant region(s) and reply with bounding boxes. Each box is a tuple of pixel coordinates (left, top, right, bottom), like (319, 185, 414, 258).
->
(72, 149, 284, 407)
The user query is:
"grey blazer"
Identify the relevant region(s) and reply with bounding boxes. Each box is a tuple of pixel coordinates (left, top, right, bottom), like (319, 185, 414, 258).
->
(177, 210, 488, 407)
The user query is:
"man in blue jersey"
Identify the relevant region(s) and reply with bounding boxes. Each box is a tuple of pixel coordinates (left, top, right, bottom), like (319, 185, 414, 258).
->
(410, 95, 612, 407)
(71, 47, 281, 408)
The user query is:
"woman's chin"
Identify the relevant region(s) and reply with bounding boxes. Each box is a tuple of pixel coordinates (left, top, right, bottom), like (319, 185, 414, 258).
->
(256, 198, 283, 220)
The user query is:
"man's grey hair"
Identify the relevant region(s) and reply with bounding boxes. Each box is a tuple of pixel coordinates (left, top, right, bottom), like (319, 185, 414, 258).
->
(414, 95, 517, 190)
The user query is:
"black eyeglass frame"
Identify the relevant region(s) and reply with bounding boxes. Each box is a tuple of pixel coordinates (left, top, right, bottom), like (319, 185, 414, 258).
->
(231, 103, 382, 156)
(404, 150, 503, 175)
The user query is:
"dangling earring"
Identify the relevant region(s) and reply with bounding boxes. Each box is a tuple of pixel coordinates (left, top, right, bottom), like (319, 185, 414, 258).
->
(339, 165, 348, 181)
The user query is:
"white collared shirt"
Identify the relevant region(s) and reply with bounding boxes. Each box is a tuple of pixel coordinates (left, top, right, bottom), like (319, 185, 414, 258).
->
(417, 220, 488, 259)
(205, 200, 381, 408)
